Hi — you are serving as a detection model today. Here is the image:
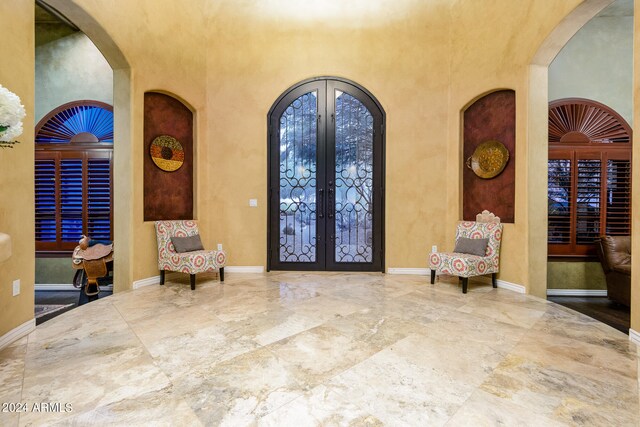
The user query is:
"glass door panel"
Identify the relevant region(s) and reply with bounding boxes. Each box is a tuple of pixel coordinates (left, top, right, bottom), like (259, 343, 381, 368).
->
(278, 91, 318, 263)
(334, 90, 374, 263)
(268, 78, 383, 272)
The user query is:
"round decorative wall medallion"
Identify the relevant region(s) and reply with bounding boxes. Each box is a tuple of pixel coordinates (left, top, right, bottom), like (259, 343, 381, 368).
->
(465, 140, 509, 179)
(150, 135, 184, 172)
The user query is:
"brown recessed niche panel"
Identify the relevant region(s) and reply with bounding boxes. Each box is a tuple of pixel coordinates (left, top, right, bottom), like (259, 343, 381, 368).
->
(144, 92, 193, 221)
(463, 90, 516, 223)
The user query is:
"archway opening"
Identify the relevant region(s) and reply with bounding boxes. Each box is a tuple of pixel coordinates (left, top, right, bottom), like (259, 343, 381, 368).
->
(36, 0, 132, 299)
(528, 0, 636, 334)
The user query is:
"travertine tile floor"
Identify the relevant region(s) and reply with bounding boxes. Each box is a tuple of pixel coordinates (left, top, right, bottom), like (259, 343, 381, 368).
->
(1, 272, 638, 426)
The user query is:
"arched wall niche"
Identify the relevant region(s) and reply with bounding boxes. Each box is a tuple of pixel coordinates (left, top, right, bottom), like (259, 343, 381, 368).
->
(143, 91, 195, 221)
(41, 0, 134, 293)
(461, 89, 516, 223)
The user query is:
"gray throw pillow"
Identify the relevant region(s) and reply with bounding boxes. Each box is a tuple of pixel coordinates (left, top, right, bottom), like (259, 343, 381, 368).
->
(454, 237, 489, 257)
(171, 234, 204, 253)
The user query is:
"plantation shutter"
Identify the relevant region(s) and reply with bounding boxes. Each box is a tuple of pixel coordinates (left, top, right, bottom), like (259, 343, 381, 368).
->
(547, 157, 572, 244)
(35, 101, 114, 253)
(575, 157, 601, 245)
(548, 150, 631, 257)
(87, 154, 112, 241)
(606, 156, 631, 236)
(35, 157, 57, 244)
(60, 157, 84, 243)
(35, 151, 113, 252)
(548, 99, 631, 258)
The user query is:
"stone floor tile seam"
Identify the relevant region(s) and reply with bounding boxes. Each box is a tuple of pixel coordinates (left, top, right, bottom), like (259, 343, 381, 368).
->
(455, 305, 545, 331)
(527, 312, 636, 359)
(313, 373, 410, 425)
(110, 299, 159, 370)
(443, 384, 488, 426)
(250, 382, 312, 421)
(479, 351, 640, 422)
(8, 273, 639, 425)
(257, 323, 402, 398)
(528, 326, 638, 365)
(257, 381, 406, 426)
(442, 390, 573, 427)
(16, 334, 30, 427)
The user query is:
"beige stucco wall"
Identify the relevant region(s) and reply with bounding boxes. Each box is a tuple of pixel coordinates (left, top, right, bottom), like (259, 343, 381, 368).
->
(44, 0, 582, 289)
(35, 30, 113, 123)
(0, 0, 35, 337)
(203, 0, 583, 294)
(44, 0, 207, 291)
(4, 0, 638, 338)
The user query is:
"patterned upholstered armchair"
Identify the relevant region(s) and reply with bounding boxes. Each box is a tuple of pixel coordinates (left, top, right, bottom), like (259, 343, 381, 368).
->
(155, 220, 226, 290)
(428, 211, 503, 293)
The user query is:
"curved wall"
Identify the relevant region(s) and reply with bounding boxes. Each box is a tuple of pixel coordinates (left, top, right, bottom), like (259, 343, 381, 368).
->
(44, 0, 582, 286)
(9, 0, 636, 339)
(0, 1, 35, 338)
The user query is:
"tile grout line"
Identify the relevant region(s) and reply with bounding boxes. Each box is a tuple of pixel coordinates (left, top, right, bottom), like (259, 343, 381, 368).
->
(17, 332, 30, 426)
(110, 299, 165, 369)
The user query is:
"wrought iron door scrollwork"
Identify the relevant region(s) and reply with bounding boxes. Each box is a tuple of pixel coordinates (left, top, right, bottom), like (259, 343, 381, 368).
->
(334, 91, 374, 263)
(278, 92, 318, 263)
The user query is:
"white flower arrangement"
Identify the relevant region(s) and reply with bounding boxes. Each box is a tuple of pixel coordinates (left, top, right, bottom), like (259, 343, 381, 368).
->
(0, 84, 26, 148)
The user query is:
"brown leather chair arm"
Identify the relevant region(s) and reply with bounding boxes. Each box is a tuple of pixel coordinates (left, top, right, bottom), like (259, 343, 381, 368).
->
(596, 235, 630, 272)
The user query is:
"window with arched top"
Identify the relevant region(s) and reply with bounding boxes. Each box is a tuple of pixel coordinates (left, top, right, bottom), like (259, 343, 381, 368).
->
(35, 100, 114, 253)
(548, 98, 631, 257)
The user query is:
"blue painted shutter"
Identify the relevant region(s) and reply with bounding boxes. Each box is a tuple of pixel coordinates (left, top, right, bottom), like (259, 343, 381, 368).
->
(87, 155, 112, 240)
(35, 158, 57, 242)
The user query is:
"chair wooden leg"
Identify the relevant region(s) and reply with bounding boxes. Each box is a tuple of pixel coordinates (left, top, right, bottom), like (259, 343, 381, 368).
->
(492, 273, 497, 288)
(190, 274, 196, 290)
(430, 269, 436, 284)
(219, 267, 224, 282)
(461, 277, 468, 294)
(160, 270, 165, 285)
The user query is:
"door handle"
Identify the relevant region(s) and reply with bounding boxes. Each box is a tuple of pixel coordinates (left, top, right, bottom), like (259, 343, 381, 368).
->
(328, 184, 334, 219)
(318, 188, 324, 218)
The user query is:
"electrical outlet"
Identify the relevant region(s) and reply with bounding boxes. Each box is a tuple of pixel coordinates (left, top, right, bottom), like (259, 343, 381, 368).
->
(12, 279, 20, 296)
(431, 245, 437, 253)
(249, 199, 258, 207)
(217, 243, 223, 251)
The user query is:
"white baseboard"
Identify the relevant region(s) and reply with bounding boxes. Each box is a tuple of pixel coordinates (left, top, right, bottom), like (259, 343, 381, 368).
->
(35, 283, 77, 291)
(224, 266, 264, 273)
(133, 275, 161, 289)
(496, 280, 526, 294)
(629, 329, 640, 346)
(133, 268, 250, 289)
(388, 268, 525, 293)
(387, 268, 430, 275)
(473, 275, 526, 294)
(0, 319, 35, 351)
(547, 289, 608, 297)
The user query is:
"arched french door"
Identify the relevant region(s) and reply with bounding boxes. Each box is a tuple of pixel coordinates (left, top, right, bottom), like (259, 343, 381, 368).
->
(268, 77, 385, 272)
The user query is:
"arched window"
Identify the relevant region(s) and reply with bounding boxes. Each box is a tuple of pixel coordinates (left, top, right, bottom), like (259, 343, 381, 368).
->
(35, 100, 113, 253)
(548, 98, 631, 257)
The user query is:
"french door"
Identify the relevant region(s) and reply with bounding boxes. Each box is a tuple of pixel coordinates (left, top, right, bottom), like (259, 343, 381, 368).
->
(268, 78, 385, 271)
